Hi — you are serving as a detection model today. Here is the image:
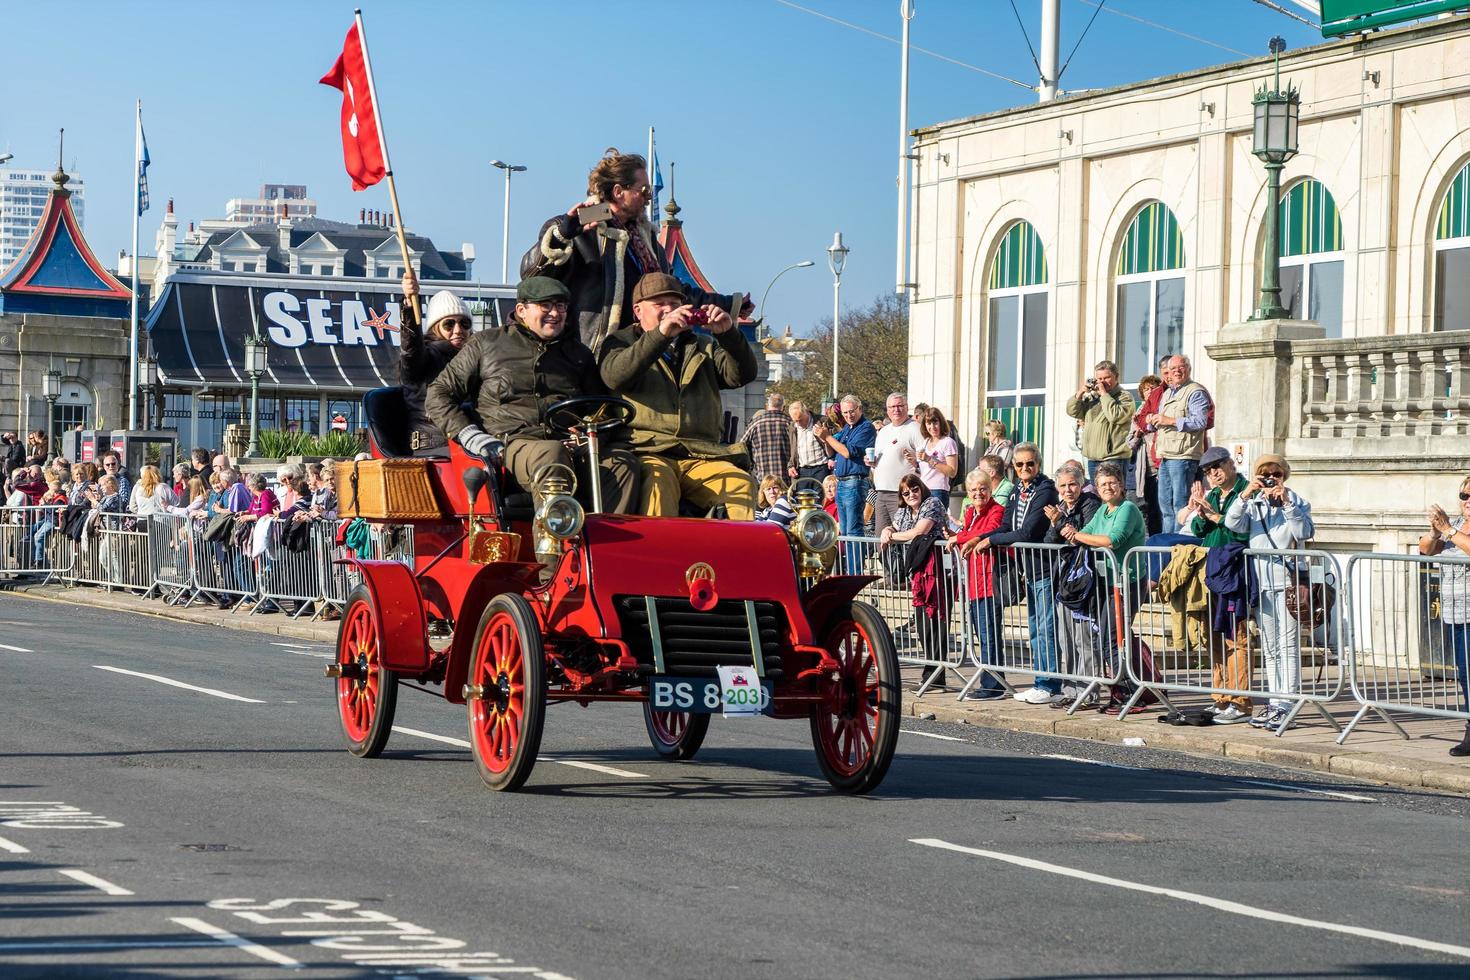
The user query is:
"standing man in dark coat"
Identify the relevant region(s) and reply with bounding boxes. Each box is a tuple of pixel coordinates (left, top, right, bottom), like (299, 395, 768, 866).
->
(426, 277, 638, 514)
(520, 149, 752, 355)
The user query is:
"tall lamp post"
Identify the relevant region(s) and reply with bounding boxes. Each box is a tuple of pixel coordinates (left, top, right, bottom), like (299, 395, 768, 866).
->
(140, 358, 159, 429)
(1250, 37, 1300, 321)
(42, 369, 62, 455)
(757, 260, 815, 337)
(490, 159, 527, 284)
(826, 232, 850, 403)
(243, 334, 268, 458)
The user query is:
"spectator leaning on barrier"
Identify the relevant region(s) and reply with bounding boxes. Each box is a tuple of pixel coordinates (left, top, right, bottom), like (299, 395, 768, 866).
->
(170, 463, 191, 500)
(882, 473, 952, 690)
(953, 467, 1008, 700)
(788, 400, 831, 485)
(1421, 475, 1470, 757)
(1131, 373, 1165, 534)
(276, 463, 307, 512)
(189, 448, 212, 486)
(822, 395, 875, 552)
(1044, 461, 1103, 706)
(1187, 446, 1253, 724)
(986, 443, 1063, 705)
(1067, 360, 1136, 484)
(129, 465, 177, 517)
(740, 393, 797, 486)
(821, 474, 838, 520)
(1225, 453, 1315, 732)
(1146, 355, 1214, 535)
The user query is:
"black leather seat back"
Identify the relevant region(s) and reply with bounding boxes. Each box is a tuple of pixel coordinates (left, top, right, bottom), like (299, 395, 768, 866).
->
(363, 387, 410, 458)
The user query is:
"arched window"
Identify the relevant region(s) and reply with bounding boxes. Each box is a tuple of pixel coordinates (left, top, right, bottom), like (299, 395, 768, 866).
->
(1279, 179, 1343, 337)
(1435, 160, 1470, 331)
(985, 221, 1048, 430)
(1115, 202, 1185, 383)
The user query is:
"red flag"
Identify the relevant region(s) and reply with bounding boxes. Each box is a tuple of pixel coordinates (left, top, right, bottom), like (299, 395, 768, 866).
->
(319, 23, 386, 191)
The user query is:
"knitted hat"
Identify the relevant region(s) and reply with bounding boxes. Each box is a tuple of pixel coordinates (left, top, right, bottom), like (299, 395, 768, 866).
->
(425, 289, 469, 331)
(632, 272, 685, 304)
(516, 276, 571, 304)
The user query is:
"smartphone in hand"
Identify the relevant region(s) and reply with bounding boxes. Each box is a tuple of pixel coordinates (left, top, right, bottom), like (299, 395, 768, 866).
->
(576, 202, 614, 225)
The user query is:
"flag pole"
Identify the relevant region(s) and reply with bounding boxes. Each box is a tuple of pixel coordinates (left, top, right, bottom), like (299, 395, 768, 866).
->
(354, 8, 421, 322)
(128, 99, 141, 430)
(646, 126, 655, 223)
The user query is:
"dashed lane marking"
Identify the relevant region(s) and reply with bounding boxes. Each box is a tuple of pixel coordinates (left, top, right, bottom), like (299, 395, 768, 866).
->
(1240, 779, 1376, 803)
(0, 834, 30, 854)
(910, 838, 1470, 960)
(901, 729, 968, 742)
(58, 869, 134, 895)
(0, 940, 218, 951)
(0, 643, 34, 652)
(171, 917, 302, 969)
(94, 665, 264, 703)
(391, 726, 649, 778)
(1042, 753, 1147, 771)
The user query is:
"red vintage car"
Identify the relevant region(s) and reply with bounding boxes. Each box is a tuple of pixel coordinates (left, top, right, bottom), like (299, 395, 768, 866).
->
(327, 391, 899, 793)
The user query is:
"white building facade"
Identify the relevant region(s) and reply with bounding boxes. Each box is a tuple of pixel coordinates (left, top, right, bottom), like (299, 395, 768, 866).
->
(0, 167, 84, 269)
(907, 17, 1470, 548)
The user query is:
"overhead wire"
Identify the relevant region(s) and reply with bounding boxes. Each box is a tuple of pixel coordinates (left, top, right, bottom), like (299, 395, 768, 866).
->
(1008, 0, 1043, 74)
(771, 0, 1036, 92)
(1056, 0, 1106, 86)
(1071, 0, 1251, 57)
(1249, 0, 1320, 28)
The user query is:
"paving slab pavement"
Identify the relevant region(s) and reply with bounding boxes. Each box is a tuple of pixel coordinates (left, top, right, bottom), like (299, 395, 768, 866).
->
(7, 580, 1469, 797)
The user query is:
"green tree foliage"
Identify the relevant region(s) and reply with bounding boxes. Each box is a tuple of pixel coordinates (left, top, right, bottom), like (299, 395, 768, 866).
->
(770, 292, 909, 418)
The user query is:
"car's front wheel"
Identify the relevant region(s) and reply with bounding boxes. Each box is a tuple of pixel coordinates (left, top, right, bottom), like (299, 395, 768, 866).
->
(642, 703, 711, 761)
(810, 600, 900, 794)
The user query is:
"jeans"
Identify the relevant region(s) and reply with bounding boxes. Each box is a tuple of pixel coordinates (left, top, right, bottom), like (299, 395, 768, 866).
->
(1027, 577, 1061, 694)
(968, 597, 1007, 693)
(31, 518, 53, 565)
(1157, 458, 1199, 534)
(1449, 622, 1470, 710)
(836, 477, 870, 574)
(1087, 457, 1133, 487)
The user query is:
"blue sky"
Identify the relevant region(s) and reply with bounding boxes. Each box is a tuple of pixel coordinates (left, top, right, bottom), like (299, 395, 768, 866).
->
(1, 1, 1328, 333)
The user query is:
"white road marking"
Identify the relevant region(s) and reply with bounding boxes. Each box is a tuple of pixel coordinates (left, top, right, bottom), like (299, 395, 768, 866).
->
(0, 834, 30, 854)
(58, 868, 134, 895)
(0, 940, 217, 951)
(171, 917, 302, 969)
(391, 726, 648, 777)
(901, 728, 968, 742)
(94, 665, 264, 703)
(1043, 753, 1147, 771)
(1240, 779, 1376, 803)
(0, 642, 34, 652)
(911, 838, 1470, 960)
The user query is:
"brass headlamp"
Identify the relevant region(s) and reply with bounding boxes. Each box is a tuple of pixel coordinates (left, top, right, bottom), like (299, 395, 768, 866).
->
(786, 484, 838, 580)
(532, 463, 584, 566)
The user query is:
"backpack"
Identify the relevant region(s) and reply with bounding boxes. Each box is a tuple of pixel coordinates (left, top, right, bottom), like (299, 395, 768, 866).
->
(1052, 545, 1098, 614)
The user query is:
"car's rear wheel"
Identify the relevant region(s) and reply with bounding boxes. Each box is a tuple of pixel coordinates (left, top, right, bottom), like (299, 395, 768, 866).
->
(642, 703, 711, 761)
(335, 584, 397, 758)
(467, 594, 546, 791)
(810, 600, 900, 794)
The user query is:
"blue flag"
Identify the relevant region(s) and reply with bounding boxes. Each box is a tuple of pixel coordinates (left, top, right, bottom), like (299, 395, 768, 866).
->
(651, 148, 664, 217)
(136, 110, 150, 216)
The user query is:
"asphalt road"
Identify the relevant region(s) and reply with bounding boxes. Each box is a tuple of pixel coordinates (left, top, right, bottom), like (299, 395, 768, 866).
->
(1, 592, 1468, 980)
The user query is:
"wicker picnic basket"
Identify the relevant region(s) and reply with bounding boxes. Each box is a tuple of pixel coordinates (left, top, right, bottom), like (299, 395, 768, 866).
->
(339, 458, 442, 520)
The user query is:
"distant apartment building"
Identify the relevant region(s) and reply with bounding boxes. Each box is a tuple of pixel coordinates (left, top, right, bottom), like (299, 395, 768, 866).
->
(0, 167, 85, 270)
(223, 183, 317, 224)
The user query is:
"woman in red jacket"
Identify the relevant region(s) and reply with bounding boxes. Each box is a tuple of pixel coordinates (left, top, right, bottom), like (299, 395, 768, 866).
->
(953, 467, 1008, 700)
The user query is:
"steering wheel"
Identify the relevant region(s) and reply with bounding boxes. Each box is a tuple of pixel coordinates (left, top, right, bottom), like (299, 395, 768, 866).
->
(544, 395, 636, 437)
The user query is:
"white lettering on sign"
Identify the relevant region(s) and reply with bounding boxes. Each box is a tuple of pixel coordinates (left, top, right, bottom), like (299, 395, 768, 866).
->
(261, 291, 403, 350)
(205, 897, 574, 978)
(0, 801, 124, 830)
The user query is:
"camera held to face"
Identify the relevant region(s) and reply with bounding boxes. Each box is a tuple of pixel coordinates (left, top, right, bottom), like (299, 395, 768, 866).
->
(686, 307, 710, 328)
(1260, 477, 1278, 489)
(1085, 378, 1099, 391)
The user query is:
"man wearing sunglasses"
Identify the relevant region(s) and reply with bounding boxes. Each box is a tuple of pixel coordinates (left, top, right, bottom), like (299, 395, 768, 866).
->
(99, 452, 131, 505)
(427, 276, 639, 515)
(521, 149, 752, 355)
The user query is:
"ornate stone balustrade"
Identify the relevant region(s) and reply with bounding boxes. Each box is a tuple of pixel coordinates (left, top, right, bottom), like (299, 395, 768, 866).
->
(1293, 333, 1470, 439)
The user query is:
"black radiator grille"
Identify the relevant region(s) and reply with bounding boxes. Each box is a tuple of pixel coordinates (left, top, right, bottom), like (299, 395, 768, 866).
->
(615, 596, 785, 678)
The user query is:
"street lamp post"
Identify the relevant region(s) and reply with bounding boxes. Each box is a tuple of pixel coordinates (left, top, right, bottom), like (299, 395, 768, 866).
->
(42, 369, 62, 455)
(826, 232, 850, 403)
(490, 160, 527, 284)
(1250, 37, 1300, 321)
(757, 260, 815, 337)
(243, 334, 268, 458)
(140, 358, 159, 429)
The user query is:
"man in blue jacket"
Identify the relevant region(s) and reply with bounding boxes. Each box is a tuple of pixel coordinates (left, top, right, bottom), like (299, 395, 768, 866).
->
(981, 442, 1062, 704)
(821, 394, 876, 574)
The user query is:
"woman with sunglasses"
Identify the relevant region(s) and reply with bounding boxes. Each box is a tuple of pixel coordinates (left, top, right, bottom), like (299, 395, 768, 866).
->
(1421, 475, 1470, 756)
(1224, 453, 1315, 732)
(399, 271, 472, 456)
(881, 473, 953, 690)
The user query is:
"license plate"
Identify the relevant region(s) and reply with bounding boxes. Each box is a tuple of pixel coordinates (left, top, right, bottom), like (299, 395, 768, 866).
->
(648, 675, 772, 716)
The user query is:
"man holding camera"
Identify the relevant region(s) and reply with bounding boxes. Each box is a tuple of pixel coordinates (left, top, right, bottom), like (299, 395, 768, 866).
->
(1065, 360, 1135, 484)
(426, 276, 639, 514)
(599, 273, 759, 519)
(521, 150, 752, 354)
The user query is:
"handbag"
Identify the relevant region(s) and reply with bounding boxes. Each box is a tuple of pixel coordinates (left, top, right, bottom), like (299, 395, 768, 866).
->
(994, 553, 1027, 607)
(1254, 501, 1336, 628)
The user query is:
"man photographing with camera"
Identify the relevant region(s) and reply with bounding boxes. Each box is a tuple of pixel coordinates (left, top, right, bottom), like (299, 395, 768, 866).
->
(1065, 359, 1135, 484)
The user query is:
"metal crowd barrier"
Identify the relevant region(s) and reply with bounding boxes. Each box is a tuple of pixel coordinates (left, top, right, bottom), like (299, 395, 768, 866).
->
(0, 504, 72, 580)
(256, 518, 339, 619)
(149, 512, 200, 604)
(1338, 552, 1470, 744)
(955, 541, 1132, 712)
(64, 512, 154, 594)
(1121, 545, 1346, 734)
(837, 534, 975, 696)
(321, 521, 417, 613)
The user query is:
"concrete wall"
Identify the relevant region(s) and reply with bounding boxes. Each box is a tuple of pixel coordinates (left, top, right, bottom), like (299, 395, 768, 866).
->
(0, 312, 128, 441)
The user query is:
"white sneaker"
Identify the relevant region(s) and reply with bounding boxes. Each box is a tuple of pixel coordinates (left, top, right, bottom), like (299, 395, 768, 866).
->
(1018, 687, 1056, 705)
(1212, 705, 1249, 725)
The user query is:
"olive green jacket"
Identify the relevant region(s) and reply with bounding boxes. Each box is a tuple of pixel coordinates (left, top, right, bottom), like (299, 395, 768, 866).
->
(599, 324, 758, 461)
